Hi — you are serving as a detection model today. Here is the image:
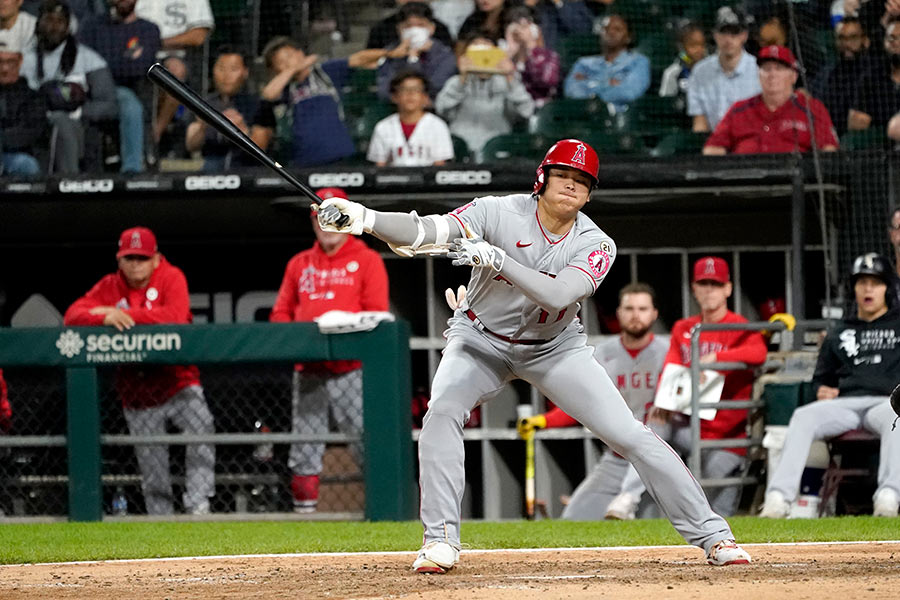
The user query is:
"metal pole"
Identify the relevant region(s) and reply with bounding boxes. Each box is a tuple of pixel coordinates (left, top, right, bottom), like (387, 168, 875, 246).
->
(688, 324, 702, 475)
(791, 158, 806, 330)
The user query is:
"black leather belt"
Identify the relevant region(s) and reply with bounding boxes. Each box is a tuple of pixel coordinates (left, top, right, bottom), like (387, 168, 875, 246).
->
(465, 309, 554, 345)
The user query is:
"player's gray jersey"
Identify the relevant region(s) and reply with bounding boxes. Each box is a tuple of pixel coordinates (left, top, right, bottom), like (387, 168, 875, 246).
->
(594, 335, 669, 419)
(448, 194, 616, 340)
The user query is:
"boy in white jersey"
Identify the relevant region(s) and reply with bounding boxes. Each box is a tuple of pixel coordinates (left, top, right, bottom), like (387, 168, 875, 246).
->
(315, 139, 752, 572)
(367, 70, 454, 167)
(517, 282, 668, 520)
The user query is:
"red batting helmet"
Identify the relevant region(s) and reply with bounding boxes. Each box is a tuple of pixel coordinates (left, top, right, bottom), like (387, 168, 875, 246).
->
(532, 139, 600, 195)
(315, 187, 347, 200)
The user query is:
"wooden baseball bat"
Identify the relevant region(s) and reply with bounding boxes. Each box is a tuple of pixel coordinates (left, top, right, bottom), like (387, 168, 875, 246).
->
(525, 434, 535, 519)
(146, 63, 323, 207)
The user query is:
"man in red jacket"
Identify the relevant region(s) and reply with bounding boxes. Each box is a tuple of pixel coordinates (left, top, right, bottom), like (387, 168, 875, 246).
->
(0, 370, 10, 434)
(64, 227, 214, 516)
(610, 256, 767, 517)
(270, 189, 390, 512)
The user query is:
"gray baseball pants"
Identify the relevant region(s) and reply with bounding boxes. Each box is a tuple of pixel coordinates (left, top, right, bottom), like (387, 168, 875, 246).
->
(289, 369, 364, 476)
(419, 320, 735, 553)
(123, 384, 215, 515)
(766, 395, 900, 502)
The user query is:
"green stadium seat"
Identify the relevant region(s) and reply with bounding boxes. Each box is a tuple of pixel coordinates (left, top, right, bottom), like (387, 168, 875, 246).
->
(583, 130, 645, 155)
(532, 98, 611, 137)
(481, 133, 550, 162)
(649, 130, 708, 156)
(451, 135, 472, 163)
(841, 128, 889, 151)
(348, 68, 378, 93)
(350, 102, 395, 152)
(624, 95, 692, 131)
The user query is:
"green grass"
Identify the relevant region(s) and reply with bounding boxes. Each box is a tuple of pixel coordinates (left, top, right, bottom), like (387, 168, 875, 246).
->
(0, 516, 897, 565)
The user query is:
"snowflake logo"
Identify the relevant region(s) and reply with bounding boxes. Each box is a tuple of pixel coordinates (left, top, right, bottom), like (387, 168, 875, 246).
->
(56, 329, 85, 358)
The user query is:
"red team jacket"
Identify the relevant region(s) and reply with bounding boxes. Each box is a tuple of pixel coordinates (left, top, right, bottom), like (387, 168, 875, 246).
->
(0, 370, 10, 433)
(63, 257, 201, 409)
(705, 93, 838, 154)
(270, 237, 389, 373)
(666, 311, 767, 455)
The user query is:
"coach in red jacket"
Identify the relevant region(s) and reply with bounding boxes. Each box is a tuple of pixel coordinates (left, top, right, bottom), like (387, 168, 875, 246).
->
(64, 227, 214, 516)
(270, 188, 390, 512)
(703, 45, 839, 155)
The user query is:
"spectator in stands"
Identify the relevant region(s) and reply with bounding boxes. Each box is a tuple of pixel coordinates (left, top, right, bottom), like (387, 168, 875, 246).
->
(185, 46, 259, 172)
(761, 252, 900, 518)
(435, 32, 533, 161)
(64, 226, 215, 516)
(431, 0, 474, 40)
(516, 283, 668, 521)
(616, 257, 767, 518)
(849, 0, 898, 49)
(889, 206, 900, 276)
(270, 189, 389, 513)
(375, 2, 457, 102)
(811, 17, 871, 136)
(501, 4, 560, 107)
(21, 0, 117, 174)
(79, 0, 160, 173)
(134, 0, 213, 145)
(254, 37, 401, 168)
(368, 70, 454, 166)
(850, 17, 900, 133)
(756, 15, 788, 48)
(659, 22, 707, 99)
(703, 45, 839, 155)
(517, 0, 593, 52)
(367, 0, 454, 50)
(687, 6, 760, 133)
(456, 0, 510, 48)
(0, 38, 46, 175)
(562, 13, 649, 113)
(0, 0, 36, 49)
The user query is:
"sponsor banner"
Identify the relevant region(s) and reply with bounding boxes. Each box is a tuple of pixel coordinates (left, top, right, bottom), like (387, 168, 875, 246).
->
(125, 178, 172, 191)
(55, 329, 182, 363)
(59, 179, 115, 193)
(308, 172, 365, 188)
(184, 174, 242, 191)
(4, 182, 44, 193)
(435, 170, 492, 185)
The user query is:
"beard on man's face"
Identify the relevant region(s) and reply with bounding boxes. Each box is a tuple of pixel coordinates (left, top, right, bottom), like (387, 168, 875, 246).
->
(621, 323, 651, 339)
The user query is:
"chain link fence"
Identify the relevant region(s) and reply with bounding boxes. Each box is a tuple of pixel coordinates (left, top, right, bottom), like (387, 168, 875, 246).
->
(1, 362, 366, 519)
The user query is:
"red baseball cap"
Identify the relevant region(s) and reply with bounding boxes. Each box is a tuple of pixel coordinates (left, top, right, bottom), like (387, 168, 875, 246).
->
(693, 256, 730, 284)
(315, 187, 347, 201)
(116, 226, 158, 258)
(757, 45, 799, 71)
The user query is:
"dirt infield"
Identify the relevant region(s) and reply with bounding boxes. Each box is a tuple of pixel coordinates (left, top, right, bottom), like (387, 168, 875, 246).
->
(1, 542, 898, 599)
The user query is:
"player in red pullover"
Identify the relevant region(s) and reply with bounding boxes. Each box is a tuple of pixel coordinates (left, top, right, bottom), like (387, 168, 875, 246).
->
(270, 188, 390, 512)
(610, 256, 767, 517)
(63, 227, 215, 515)
(0, 370, 10, 434)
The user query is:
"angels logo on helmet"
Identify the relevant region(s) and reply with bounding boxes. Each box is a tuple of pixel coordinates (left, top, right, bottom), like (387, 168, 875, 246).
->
(532, 139, 600, 195)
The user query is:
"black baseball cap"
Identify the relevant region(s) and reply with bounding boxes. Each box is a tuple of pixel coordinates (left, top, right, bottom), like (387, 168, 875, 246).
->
(715, 6, 748, 34)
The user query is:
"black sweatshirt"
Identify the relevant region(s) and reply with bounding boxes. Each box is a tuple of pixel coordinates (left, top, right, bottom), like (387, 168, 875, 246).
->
(812, 307, 900, 397)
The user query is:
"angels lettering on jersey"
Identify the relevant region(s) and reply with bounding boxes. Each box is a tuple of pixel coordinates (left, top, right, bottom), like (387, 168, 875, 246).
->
(615, 371, 657, 393)
(298, 262, 360, 301)
(679, 340, 727, 364)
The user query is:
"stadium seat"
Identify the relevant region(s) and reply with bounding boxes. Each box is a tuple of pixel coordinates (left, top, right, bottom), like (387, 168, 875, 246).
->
(582, 130, 645, 155)
(624, 95, 691, 131)
(649, 130, 708, 156)
(348, 68, 378, 93)
(481, 133, 550, 162)
(841, 128, 889, 151)
(451, 135, 472, 163)
(532, 98, 611, 137)
(350, 102, 395, 154)
(209, 0, 257, 55)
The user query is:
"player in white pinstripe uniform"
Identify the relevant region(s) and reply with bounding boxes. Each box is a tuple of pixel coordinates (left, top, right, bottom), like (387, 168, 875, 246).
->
(316, 139, 751, 572)
(367, 71, 454, 167)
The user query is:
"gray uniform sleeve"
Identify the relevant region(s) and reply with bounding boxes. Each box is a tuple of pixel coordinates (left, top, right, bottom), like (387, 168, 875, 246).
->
(497, 258, 594, 313)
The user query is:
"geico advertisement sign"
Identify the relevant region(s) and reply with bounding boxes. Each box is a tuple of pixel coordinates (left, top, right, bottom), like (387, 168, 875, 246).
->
(185, 175, 241, 190)
(308, 172, 364, 187)
(59, 179, 115, 193)
(435, 171, 491, 185)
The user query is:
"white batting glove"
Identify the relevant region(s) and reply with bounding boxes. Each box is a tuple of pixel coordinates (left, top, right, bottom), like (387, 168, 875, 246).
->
(316, 197, 375, 235)
(447, 237, 506, 271)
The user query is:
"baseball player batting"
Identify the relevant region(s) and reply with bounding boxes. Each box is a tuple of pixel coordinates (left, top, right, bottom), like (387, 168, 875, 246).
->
(316, 139, 752, 572)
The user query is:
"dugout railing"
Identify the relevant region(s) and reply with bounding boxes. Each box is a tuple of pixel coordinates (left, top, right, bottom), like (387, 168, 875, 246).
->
(0, 322, 414, 522)
(685, 319, 832, 490)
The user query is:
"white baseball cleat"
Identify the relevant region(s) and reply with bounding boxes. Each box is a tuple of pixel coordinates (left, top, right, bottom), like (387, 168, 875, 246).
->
(706, 539, 752, 566)
(604, 492, 639, 520)
(873, 487, 899, 517)
(412, 541, 459, 574)
(759, 490, 791, 518)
